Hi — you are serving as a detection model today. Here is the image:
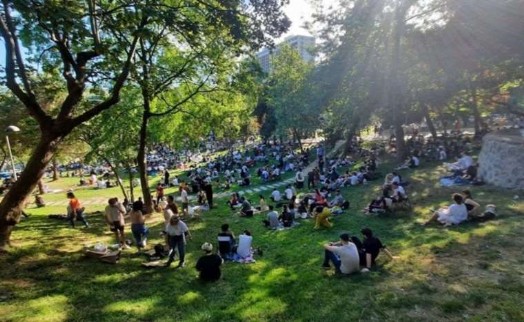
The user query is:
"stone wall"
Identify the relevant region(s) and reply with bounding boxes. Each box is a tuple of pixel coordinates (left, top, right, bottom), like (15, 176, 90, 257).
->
(478, 130, 524, 190)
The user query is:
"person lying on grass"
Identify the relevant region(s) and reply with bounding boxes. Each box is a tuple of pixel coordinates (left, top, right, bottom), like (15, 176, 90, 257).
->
(322, 233, 360, 275)
(423, 193, 468, 226)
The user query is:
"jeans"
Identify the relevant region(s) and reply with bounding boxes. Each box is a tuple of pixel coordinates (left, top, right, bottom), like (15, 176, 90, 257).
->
(68, 209, 88, 228)
(167, 235, 185, 264)
(323, 249, 341, 273)
(131, 223, 149, 248)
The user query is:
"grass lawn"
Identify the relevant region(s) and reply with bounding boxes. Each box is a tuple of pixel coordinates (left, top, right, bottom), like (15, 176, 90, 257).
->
(1, 159, 523, 321)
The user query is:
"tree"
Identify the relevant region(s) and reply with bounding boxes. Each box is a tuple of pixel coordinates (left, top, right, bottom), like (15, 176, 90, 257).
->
(123, 1, 289, 213)
(0, 1, 173, 250)
(266, 45, 319, 151)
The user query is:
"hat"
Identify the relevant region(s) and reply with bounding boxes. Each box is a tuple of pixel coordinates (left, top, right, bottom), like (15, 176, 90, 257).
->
(201, 242, 213, 252)
(339, 233, 350, 242)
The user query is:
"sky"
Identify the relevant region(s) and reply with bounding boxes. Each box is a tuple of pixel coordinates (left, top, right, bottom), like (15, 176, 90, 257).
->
(282, 0, 316, 37)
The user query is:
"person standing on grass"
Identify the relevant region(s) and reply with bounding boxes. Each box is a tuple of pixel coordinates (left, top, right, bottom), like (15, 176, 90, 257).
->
(105, 198, 129, 249)
(156, 183, 165, 205)
(66, 191, 89, 228)
(180, 186, 189, 217)
(203, 180, 214, 208)
(165, 215, 191, 267)
(196, 242, 223, 282)
(130, 201, 148, 251)
(322, 233, 360, 275)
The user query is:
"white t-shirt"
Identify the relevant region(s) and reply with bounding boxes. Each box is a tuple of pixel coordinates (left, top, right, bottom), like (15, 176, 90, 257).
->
(350, 175, 359, 186)
(458, 155, 474, 169)
(237, 234, 253, 258)
(438, 203, 468, 225)
(181, 189, 188, 203)
(395, 186, 406, 198)
(331, 243, 360, 274)
(284, 188, 293, 200)
(295, 171, 304, 182)
(412, 156, 420, 166)
(271, 190, 281, 202)
(166, 220, 189, 242)
(439, 150, 447, 161)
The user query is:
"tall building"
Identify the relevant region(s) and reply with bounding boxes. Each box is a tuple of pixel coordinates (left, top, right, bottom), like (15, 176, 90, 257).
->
(256, 35, 315, 73)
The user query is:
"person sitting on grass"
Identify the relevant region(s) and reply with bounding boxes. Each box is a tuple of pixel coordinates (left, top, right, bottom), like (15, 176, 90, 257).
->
(356, 228, 397, 273)
(270, 188, 282, 203)
(217, 224, 236, 259)
(391, 182, 407, 203)
(227, 193, 241, 210)
(256, 195, 269, 212)
(314, 206, 333, 229)
(423, 193, 468, 226)
(322, 233, 360, 275)
(364, 196, 389, 214)
(196, 242, 223, 282)
(279, 205, 294, 228)
(239, 197, 254, 217)
(328, 189, 344, 208)
(462, 189, 482, 219)
(236, 230, 254, 260)
(263, 205, 280, 229)
(309, 189, 328, 214)
(130, 201, 148, 252)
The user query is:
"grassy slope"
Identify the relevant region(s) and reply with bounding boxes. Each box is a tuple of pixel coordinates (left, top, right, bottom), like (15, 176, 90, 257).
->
(0, 160, 523, 322)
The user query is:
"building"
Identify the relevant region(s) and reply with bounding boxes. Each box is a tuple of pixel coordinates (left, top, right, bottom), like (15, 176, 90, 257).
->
(256, 35, 315, 73)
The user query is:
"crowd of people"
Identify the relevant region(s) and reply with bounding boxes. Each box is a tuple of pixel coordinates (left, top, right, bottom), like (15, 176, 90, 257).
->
(55, 132, 498, 283)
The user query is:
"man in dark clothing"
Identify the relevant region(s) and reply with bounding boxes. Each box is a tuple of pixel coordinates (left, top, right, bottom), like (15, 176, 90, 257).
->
(354, 228, 396, 271)
(203, 182, 214, 208)
(196, 242, 223, 282)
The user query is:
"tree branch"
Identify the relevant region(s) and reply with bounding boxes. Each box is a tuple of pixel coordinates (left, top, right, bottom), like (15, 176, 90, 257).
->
(69, 21, 145, 129)
(151, 77, 213, 117)
(0, 1, 51, 125)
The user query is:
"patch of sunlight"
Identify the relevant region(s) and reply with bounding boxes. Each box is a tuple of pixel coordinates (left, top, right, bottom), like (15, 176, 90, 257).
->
(448, 283, 468, 294)
(104, 297, 159, 314)
(239, 297, 287, 320)
(93, 271, 141, 284)
(246, 260, 268, 271)
(178, 291, 201, 305)
(1, 295, 70, 322)
(248, 267, 292, 286)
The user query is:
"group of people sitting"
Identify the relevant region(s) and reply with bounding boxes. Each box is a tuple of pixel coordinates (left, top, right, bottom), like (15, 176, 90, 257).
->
(322, 228, 397, 275)
(423, 189, 496, 226)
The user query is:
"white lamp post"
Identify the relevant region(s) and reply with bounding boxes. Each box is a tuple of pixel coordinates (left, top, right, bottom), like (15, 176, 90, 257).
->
(5, 125, 20, 181)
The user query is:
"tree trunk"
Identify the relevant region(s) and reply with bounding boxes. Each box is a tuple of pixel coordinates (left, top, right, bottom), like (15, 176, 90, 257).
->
(292, 128, 304, 153)
(52, 158, 59, 181)
(37, 179, 45, 195)
(127, 164, 135, 203)
(137, 112, 153, 214)
(470, 87, 481, 137)
(423, 104, 437, 139)
(101, 156, 128, 201)
(0, 134, 61, 250)
(394, 122, 407, 161)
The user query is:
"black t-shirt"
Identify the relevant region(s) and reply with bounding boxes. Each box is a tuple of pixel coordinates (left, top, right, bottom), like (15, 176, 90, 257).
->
(196, 254, 222, 282)
(363, 237, 384, 263)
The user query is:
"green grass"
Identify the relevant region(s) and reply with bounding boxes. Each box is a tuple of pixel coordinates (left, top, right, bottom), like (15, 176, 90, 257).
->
(1, 158, 523, 321)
